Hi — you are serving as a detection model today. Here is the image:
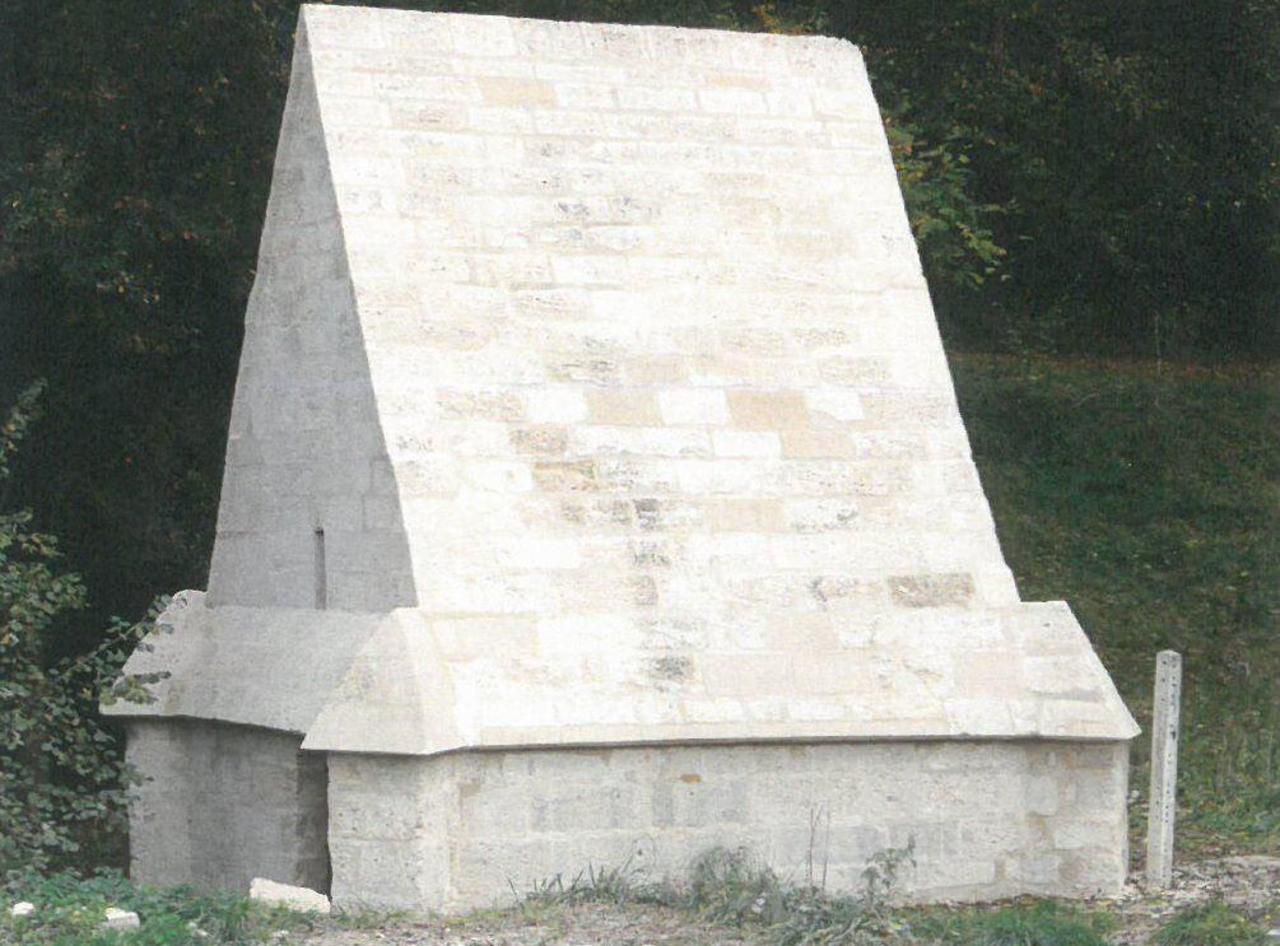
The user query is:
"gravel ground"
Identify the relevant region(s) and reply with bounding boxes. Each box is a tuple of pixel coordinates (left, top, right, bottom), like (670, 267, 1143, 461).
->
(1104, 855, 1280, 945)
(292, 857, 1280, 946)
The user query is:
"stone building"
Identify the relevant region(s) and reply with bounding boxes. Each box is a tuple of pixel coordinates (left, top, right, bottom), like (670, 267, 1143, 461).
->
(104, 5, 1139, 912)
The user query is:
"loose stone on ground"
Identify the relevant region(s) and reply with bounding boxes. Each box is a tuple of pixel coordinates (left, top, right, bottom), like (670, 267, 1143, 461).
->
(251, 877, 332, 914)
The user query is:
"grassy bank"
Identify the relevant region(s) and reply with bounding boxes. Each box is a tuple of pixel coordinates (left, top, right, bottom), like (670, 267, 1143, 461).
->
(952, 354, 1280, 855)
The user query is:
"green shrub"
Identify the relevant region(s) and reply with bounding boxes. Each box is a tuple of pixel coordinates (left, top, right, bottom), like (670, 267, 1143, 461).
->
(0, 382, 165, 874)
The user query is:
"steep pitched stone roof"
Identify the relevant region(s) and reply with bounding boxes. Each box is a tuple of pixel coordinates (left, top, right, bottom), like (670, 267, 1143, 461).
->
(106, 7, 1138, 749)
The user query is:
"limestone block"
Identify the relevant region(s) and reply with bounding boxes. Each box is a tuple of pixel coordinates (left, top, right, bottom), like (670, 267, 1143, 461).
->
(249, 878, 331, 914)
(102, 908, 141, 931)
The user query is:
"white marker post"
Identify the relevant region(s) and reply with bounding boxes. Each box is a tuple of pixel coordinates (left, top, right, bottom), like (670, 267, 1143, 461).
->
(1145, 650, 1182, 888)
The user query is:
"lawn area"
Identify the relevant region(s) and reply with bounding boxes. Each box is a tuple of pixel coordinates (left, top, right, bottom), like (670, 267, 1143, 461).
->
(952, 354, 1280, 855)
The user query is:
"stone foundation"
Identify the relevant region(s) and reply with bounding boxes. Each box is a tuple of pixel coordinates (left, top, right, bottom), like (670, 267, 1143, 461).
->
(125, 720, 330, 893)
(327, 740, 1129, 913)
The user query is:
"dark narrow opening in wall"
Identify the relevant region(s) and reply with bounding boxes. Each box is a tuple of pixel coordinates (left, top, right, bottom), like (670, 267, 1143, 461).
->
(296, 748, 332, 896)
(313, 527, 327, 610)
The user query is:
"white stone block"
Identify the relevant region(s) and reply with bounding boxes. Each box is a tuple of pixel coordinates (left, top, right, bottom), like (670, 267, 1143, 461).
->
(249, 878, 332, 914)
(102, 908, 141, 931)
(712, 430, 781, 458)
(9, 902, 34, 918)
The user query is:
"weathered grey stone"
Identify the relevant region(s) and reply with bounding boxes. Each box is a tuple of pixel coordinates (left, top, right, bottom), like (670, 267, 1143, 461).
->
(1146, 649, 1182, 889)
(124, 719, 329, 893)
(103, 4, 1138, 912)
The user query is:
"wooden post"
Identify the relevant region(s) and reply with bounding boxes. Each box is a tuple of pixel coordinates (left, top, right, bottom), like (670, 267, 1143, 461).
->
(1145, 650, 1182, 888)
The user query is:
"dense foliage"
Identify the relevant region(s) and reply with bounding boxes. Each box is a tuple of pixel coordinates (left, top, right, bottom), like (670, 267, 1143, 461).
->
(0, 385, 165, 874)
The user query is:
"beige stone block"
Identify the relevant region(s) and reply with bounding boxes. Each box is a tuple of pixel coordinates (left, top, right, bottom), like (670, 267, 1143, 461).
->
(436, 387, 524, 421)
(781, 429, 856, 459)
(570, 426, 710, 458)
(554, 497, 634, 530)
(508, 425, 568, 456)
(625, 356, 689, 384)
(701, 653, 790, 697)
(783, 499, 860, 533)
(476, 74, 555, 107)
(762, 612, 836, 650)
(703, 498, 785, 532)
(720, 326, 788, 356)
(957, 652, 1026, 697)
(595, 456, 678, 493)
(547, 356, 621, 385)
(699, 87, 767, 114)
(532, 459, 599, 492)
(889, 573, 974, 608)
(727, 390, 810, 430)
(791, 654, 878, 696)
(617, 84, 697, 112)
(586, 389, 660, 425)
(805, 576, 882, 613)
(389, 102, 469, 131)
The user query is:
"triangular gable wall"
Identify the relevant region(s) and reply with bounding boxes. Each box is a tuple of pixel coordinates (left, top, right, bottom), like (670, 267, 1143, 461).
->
(208, 19, 415, 611)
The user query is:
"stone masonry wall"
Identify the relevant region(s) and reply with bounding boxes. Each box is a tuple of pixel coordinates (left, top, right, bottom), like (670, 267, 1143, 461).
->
(314, 7, 1022, 625)
(206, 19, 416, 612)
(327, 740, 1129, 912)
(126, 720, 329, 893)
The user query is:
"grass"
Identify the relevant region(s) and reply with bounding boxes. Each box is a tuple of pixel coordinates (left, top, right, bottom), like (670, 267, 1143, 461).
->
(909, 901, 1113, 946)
(0, 869, 317, 945)
(1153, 901, 1271, 946)
(518, 843, 916, 945)
(951, 354, 1280, 855)
(5, 852, 1276, 946)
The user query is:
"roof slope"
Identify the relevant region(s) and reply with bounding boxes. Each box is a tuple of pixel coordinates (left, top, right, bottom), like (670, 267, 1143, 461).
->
(108, 594, 1138, 747)
(214, 6, 1019, 618)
